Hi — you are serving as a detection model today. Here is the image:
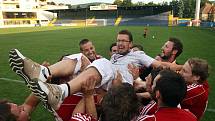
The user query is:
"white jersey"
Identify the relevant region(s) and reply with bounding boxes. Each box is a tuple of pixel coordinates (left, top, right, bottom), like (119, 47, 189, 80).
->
(110, 50, 155, 84)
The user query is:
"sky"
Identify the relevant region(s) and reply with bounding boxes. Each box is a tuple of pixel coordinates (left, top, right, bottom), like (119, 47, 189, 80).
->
(53, 0, 172, 5)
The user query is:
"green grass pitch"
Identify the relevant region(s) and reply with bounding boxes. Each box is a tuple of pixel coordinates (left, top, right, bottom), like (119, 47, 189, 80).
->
(0, 26, 214, 121)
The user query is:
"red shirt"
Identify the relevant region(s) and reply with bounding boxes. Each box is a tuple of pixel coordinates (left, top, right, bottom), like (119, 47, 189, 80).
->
(140, 100, 158, 115)
(136, 107, 197, 121)
(56, 94, 98, 121)
(57, 55, 102, 121)
(181, 81, 209, 120)
(141, 81, 209, 120)
(57, 94, 83, 121)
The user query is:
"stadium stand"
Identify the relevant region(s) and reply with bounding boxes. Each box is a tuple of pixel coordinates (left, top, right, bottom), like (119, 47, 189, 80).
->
(48, 5, 172, 26)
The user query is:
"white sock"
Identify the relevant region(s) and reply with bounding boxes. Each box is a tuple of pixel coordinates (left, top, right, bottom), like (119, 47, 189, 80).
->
(58, 84, 69, 98)
(38, 82, 69, 99)
(38, 81, 49, 94)
(39, 65, 50, 82)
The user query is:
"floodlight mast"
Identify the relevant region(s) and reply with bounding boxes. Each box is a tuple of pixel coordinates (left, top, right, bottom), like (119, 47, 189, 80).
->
(194, 0, 201, 26)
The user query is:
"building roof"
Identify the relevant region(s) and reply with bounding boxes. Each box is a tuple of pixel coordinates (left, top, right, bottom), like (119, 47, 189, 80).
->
(201, 2, 215, 14)
(201, 3, 212, 14)
(210, 5, 215, 14)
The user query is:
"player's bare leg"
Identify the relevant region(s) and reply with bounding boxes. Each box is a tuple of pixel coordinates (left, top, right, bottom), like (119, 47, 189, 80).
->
(9, 49, 102, 113)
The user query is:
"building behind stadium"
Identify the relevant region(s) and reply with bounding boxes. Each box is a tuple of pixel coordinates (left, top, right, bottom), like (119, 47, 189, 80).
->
(0, 0, 68, 28)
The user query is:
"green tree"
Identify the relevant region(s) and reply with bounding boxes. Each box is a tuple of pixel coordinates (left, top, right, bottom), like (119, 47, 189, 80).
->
(191, 0, 196, 16)
(66, 4, 72, 9)
(182, 0, 210, 18)
(121, 0, 133, 6)
(183, 0, 193, 18)
(145, 2, 157, 6)
(135, 1, 145, 6)
(113, 0, 133, 7)
(170, 0, 180, 17)
(178, 0, 184, 18)
(147, 0, 212, 18)
(161, 1, 169, 6)
(113, 0, 123, 6)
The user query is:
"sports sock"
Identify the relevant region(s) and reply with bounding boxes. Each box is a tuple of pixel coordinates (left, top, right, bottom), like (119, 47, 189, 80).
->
(39, 65, 51, 82)
(37, 82, 69, 99)
(58, 83, 70, 98)
(38, 81, 49, 94)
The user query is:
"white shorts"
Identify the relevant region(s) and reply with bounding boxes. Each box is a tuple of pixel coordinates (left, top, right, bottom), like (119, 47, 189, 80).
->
(87, 58, 116, 90)
(63, 53, 84, 75)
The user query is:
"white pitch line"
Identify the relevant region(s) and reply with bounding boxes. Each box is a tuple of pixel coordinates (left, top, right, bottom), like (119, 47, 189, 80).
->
(0, 77, 24, 83)
(1, 77, 215, 113)
(207, 108, 215, 113)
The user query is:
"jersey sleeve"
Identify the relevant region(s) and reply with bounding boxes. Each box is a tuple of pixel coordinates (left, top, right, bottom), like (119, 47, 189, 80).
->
(140, 100, 158, 115)
(70, 113, 97, 121)
(135, 51, 155, 67)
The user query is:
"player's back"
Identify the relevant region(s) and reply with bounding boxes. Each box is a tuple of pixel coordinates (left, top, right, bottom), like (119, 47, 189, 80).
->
(136, 108, 197, 121)
(181, 81, 209, 120)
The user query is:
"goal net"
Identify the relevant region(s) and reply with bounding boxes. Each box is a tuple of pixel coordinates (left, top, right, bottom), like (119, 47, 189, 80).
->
(86, 19, 107, 26)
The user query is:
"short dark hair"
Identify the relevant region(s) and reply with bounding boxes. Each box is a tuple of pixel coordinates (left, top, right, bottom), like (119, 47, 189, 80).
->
(118, 30, 133, 42)
(109, 42, 117, 52)
(79, 39, 91, 51)
(169, 37, 183, 57)
(187, 58, 209, 83)
(0, 100, 16, 121)
(101, 83, 140, 121)
(154, 70, 187, 107)
(132, 44, 144, 51)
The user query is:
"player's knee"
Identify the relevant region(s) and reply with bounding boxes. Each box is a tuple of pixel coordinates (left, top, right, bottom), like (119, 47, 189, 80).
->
(81, 55, 91, 70)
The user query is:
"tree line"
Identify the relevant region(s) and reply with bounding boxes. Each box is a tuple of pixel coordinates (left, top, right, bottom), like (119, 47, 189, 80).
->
(113, 0, 213, 18)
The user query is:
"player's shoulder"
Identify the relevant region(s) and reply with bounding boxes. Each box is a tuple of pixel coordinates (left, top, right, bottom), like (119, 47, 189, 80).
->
(187, 83, 205, 93)
(130, 50, 146, 56)
(185, 83, 208, 99)
(111, 53, 123, 59)
(140, 100, 157, 115)
(135, 114, 155, 121)
(180, 109, 197, 120)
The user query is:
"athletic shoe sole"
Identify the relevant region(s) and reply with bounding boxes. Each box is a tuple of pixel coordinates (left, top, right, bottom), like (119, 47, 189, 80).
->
(8, 49, 55, 113)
